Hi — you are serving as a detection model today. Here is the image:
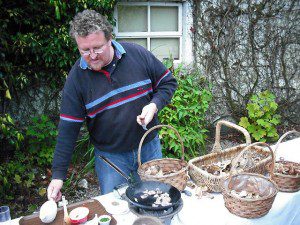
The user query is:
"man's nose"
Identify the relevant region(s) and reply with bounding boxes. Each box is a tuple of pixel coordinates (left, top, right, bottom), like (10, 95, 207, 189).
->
(90, 51, 97, 59)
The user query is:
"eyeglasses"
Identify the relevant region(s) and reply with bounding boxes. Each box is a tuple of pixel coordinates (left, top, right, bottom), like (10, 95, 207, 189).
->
(79, 43, 107, 56)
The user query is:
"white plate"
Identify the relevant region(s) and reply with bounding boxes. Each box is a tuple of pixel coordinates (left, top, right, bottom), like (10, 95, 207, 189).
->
(105, 199, 129, 215)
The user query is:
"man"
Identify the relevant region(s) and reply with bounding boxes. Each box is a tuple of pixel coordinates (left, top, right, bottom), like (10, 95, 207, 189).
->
(47, 9, 177, 201)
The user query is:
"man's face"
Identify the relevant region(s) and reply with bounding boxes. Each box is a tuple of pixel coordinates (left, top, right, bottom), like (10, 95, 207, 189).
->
(75, 31, 112, 71)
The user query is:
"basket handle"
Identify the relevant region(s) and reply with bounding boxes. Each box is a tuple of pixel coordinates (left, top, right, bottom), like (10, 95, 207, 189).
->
(137, 124, 185, 167)
(229, 142, 275, 182)
(212, 120, 251, 153)
(273, 130, 300, 158)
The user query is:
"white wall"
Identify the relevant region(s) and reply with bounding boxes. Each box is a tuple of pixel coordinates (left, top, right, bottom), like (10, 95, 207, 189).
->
(180, 0, 194, 66)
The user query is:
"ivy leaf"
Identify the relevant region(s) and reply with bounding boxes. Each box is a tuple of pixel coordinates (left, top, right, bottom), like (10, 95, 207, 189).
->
(252, 131, 262, 141)
(257, 119, 266, 126)
(239, 117, 250, 128)
(38, 188, 47, 196)
(270, 115, 281, 125)
(14, 174, 21, 184)
(247, 124, 257, 133)
(5, 89, 11, 100)
(270, 102, 278, 110)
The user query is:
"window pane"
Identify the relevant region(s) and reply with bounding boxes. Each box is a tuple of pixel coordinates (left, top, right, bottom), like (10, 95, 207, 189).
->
(116, 38, 147, 49)
(151, 7, 178, 32)
(118, 5, 147, 32)
(150, 38, 179, 60)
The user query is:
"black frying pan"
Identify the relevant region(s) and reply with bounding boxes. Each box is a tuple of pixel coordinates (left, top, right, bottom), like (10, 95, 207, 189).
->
(99, 155, 181, 211)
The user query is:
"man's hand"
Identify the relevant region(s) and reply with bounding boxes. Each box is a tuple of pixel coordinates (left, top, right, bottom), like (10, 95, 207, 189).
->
(47, 179, 63, 202)
(137, 103, 158, 128)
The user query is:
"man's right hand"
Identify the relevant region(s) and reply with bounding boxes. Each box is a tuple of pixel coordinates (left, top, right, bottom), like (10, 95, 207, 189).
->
(47, 179, 63, 202)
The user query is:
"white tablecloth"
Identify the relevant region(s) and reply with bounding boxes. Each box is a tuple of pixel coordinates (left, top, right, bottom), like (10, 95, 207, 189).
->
(97, 138, 300, 225)
(11, 138, 300, 225)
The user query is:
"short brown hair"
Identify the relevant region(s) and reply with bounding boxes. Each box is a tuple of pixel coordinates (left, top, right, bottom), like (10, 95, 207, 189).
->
(69, 9, 113, 40)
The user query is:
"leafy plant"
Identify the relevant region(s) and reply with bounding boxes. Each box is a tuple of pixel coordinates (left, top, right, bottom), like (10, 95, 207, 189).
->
(239, 90, 281, 142)
(0, 114, 24, 152)
(0, 157, 36, 201)
(26, 115, 58, 167)
(159, 66, 212, 160)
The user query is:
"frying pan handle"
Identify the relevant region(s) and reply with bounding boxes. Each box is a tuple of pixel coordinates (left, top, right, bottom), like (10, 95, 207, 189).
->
(137, 124, 185, 167)
(98, 155, 130, 181)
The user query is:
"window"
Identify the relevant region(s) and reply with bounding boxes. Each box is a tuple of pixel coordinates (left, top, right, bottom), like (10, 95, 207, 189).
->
(114, 2, 183, 62)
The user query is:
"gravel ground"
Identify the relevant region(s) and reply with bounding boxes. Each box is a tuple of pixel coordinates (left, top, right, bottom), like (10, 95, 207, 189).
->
(68, 184, 100, 203)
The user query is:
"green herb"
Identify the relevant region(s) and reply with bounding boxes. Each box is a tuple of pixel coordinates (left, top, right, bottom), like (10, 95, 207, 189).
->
(100, 217, 110, 222)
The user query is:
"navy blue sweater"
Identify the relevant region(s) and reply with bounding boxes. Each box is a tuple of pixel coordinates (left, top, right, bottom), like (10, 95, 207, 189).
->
(52, 41, 177, 180)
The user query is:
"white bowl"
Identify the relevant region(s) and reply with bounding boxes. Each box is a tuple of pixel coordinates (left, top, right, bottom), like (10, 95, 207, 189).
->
(98, 215, 111, 225)
(69, 207, 89, 224)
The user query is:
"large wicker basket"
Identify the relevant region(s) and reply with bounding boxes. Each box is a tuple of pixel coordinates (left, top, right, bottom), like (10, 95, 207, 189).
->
(137, 125, 188, 191)
(272, 130, 300, 192)
(222, 142, 278, 218)
(188, 120, 272, 192)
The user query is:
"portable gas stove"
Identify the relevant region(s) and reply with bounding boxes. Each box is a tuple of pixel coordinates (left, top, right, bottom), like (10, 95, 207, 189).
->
(113, 183, 183, 225)
(128, 198, 183, 225)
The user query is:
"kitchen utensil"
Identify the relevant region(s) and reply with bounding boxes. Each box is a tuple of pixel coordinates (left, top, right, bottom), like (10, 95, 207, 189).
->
(62, 196, 71, 225)
(19, 199, 117, 225)
(39, 200, 57, 223)
(99, 155, 181, 211)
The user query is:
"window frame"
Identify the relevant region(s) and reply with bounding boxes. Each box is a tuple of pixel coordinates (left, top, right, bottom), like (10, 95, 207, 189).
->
(114, 1, 183, 62)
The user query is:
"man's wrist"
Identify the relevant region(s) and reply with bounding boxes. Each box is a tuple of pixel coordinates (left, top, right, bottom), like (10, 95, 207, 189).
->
(149, 102, 158, 113)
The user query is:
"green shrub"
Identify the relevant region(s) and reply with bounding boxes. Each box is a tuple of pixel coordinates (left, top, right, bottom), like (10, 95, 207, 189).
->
(159, 66, 212, 160)
(0, 114, 24, 152)
(239, 90, 281, 142)
(0, 160, 36, 201)
(26, 115, 58, 167)
(1, 114, 57, 201)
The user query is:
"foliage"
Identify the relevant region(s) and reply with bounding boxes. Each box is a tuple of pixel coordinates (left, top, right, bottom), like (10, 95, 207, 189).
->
(26, 115, 58, 167)
(0, 0, 116, 115)
(191, 0, 299, 124)
(239, 90, 281, 142)
(0, 159, 36, 201)
(0, 114, 24, 152)
(0, 114, 58, 215)
(159, 66, 212, 160)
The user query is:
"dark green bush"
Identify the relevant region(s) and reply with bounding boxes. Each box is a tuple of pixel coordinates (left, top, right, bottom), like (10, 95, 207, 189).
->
(26, 115, 58, 167)
(0, 0, 116, 114)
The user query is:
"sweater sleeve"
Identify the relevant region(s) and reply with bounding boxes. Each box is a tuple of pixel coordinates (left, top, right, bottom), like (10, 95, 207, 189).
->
(145, 51, 178, 111)
(51, 75, 86, 180)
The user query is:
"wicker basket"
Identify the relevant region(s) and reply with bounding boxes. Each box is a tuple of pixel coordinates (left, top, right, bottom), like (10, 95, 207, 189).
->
(222, 142, 278, 218)
(188, 120, 272, 192)
(272, 130, 300, 192)
(137, 125, 188, 191)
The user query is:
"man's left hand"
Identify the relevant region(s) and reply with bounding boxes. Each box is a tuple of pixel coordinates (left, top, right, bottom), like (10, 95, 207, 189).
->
(137, 103, 158, 127)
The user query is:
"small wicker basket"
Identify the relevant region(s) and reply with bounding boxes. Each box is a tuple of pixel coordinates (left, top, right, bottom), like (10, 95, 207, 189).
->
(189, 120, 272, 192)
(137, 125, 188, 191)
(272, 130, 300, 192)
(222, 142, 278, 218)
